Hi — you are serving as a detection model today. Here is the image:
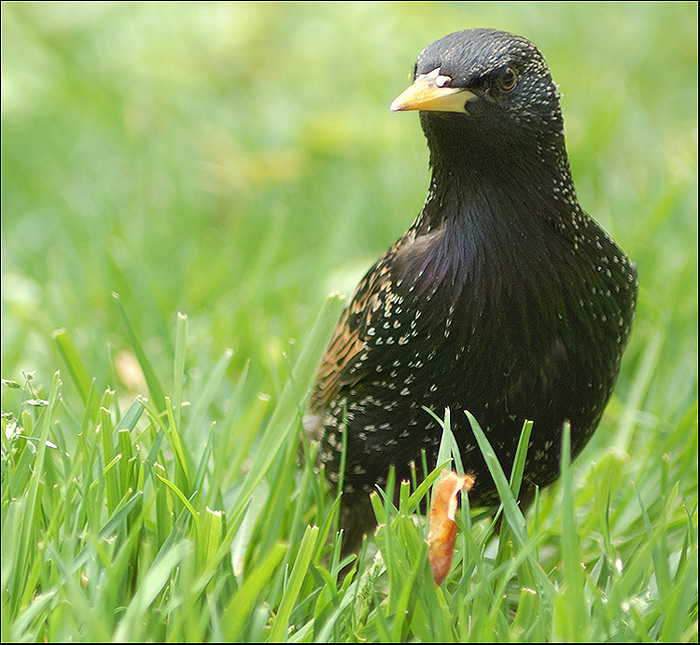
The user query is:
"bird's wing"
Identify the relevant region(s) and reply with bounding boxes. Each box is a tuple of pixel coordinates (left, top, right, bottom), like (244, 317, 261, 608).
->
(309, 227, 452, 410)
(309, 253, 394, 410)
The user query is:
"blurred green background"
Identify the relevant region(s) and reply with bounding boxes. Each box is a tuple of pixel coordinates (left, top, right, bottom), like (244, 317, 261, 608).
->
(1, 1, 697, 420)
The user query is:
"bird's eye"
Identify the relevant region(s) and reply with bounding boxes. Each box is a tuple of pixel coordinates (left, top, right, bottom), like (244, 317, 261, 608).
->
(499, 67, 517, 91)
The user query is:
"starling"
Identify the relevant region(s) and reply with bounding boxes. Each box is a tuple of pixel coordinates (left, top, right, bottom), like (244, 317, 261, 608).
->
(307, 28, 637, 551)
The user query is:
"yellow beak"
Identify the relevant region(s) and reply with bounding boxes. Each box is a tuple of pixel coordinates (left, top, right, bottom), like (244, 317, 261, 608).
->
(391, 69, 477, 113)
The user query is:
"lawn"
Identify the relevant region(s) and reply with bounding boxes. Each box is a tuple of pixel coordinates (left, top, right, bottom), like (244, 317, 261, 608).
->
(1, 2, 697, 642)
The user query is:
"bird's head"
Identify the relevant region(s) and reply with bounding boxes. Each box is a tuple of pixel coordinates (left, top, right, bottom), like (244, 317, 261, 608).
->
(392, 29, 566, 176)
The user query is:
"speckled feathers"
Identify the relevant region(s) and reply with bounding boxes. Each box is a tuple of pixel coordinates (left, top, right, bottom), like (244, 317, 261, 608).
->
(307, 29, 637, 551)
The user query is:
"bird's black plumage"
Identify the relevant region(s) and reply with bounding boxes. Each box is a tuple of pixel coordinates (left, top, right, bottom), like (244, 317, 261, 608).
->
(307, 29, 637, 551)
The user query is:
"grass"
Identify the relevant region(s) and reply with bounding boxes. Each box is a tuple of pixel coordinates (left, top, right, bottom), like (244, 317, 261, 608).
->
(1, 1, 698, 642)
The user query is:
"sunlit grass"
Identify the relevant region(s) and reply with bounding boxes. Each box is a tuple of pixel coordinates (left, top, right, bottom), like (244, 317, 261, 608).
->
(2, 313, 696, 641)
(2, 1, 697, 642)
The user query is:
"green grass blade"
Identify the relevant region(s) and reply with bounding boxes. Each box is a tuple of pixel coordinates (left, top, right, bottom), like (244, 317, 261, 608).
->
(231, 479, 270, 578)
(173, 312, 187, 429)
(185, 347, 233, 439)
(12, 372, 61, 615)
(113, 541, 190, 641)
(52, 329, 98, 419)
(116, 396, 144, 432)
(554, 422, 587, 642)
(509, 419, 533, 498)
(425, 406, 465, 475)
(154, 472, 201, 534)
(223, 542, 287, 640)
(112, 292, 166, 413)
(231, 293, 344, 513)
(465, 410, 529, 547)
(269, 525, 319, 642)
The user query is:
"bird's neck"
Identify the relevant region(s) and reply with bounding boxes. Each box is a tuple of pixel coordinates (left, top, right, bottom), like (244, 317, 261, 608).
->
(397, 138, 586, 307)
(413, 136, 580, 241)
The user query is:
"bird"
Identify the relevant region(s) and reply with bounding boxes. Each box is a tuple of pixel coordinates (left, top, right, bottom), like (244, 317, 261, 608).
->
(306, 28, 638, 553)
